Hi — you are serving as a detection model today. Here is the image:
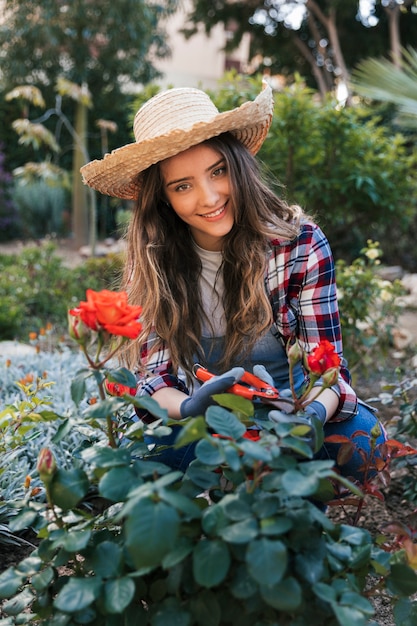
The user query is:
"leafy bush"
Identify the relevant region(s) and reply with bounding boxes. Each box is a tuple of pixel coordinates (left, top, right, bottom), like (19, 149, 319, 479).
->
(0, 294, 417, 625)
(0, 242, 123, 339)
(336, 241, 405, 375)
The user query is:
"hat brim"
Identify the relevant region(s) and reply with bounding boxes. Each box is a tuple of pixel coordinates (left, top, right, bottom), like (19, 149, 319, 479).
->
(81, 82, 273, 200)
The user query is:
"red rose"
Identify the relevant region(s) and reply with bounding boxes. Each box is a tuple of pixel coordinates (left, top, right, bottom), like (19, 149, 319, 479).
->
(306, 340, 341, 376)
(69, 289, 142, 339)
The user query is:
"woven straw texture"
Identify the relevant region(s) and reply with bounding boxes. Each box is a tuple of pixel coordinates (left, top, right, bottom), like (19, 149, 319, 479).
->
(81, 81, 274, 200)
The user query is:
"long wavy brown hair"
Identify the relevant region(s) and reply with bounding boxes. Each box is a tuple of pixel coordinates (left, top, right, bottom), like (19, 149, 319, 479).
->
(120, 133, 307, 384)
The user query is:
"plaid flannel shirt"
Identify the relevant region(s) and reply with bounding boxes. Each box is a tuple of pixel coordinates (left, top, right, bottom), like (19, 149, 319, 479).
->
(136, 222, 358, 421)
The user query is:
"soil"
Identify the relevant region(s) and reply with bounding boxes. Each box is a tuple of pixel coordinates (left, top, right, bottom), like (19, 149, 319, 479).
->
(1, 238, 417, 625)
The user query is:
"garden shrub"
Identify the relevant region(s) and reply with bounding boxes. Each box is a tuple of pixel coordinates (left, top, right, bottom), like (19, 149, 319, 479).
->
(0, 242, 123, 340)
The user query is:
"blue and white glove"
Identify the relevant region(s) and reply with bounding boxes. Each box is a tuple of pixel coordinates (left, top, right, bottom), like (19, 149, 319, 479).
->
(180, 367, 245, 418)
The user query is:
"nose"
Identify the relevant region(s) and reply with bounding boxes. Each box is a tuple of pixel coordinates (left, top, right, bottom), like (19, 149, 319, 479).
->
(199, 180, 220, 207)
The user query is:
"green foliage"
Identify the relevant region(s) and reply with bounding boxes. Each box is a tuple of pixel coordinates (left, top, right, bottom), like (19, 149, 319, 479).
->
(0, 348, 416, 624)
(0, 243, 123, 339)
(258, 76, 417, 263)
(336, 241, 405, 375)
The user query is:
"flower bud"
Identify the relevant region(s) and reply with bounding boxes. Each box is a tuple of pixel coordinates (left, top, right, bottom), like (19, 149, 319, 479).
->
(37, 448, 57, 483)
(287, 340, 303, 366)
(68, 310, 91, 345)
(321, 367, 339, 388)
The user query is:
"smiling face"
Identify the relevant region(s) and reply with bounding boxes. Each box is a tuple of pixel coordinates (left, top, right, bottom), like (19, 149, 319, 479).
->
(160, 143, 235, 251)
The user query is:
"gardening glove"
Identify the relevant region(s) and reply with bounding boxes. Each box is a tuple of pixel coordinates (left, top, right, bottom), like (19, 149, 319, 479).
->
(268, 400, 327, 453)
(180, 367, 245, 418)
(253, 364, 275, 387)
(253, 364, 294, 413)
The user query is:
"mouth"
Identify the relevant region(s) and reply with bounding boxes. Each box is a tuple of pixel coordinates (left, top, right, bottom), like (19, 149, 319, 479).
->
(199, 203, 227, 219)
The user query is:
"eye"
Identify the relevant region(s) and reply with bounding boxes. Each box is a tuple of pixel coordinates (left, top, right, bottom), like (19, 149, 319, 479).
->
(212, 165, 227, 178)
(174, 182, 191, 192)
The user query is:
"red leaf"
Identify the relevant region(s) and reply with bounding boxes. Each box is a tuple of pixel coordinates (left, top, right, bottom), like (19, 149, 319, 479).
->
(337, 442, 355, 466)
(325, 434, 352, 444)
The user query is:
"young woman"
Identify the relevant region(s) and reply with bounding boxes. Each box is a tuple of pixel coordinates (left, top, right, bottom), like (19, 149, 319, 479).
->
(81, 82, 386, 477)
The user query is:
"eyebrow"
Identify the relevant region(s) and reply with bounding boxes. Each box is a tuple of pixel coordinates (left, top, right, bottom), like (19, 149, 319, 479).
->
(165, 157, 225, 188)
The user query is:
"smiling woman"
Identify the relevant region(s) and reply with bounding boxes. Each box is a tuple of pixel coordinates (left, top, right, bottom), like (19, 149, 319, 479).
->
(79, 81, 387, 489)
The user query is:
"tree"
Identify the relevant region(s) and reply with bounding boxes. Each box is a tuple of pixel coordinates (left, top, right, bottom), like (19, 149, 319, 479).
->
(0, 0, 178, 246)
(183, 0, 417, 99)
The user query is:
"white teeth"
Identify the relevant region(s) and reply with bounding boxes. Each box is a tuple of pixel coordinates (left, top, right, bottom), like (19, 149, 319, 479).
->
(203, 207, 224, 218)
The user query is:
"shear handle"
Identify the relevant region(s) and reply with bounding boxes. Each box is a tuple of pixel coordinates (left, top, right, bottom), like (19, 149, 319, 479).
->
(193, 365, 279, 401)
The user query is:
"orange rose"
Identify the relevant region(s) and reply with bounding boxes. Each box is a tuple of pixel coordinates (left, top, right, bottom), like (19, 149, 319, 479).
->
(306, 340, 341, 376)
(69, 289, 142, 339)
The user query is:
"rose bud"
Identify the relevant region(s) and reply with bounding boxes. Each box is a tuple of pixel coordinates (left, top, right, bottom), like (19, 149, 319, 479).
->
(37, 448, 57, 483)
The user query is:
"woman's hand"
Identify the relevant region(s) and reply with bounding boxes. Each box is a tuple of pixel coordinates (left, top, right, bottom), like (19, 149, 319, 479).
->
(180, 367, 245, 418)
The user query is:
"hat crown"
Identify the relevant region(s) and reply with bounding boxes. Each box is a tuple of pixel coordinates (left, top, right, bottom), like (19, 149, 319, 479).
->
(133, 88, 220, 143)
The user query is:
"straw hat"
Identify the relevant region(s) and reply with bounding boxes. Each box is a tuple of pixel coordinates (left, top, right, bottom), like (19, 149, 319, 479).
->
(80, 81, 274, 200)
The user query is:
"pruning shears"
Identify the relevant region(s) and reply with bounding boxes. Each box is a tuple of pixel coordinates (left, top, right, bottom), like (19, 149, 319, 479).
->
(193, 364, 280, 402)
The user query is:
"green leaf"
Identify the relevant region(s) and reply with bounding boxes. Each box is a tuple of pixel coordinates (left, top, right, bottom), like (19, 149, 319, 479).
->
(205, 405, 246, 439)
(193, 539, 231, 588)
(59, 529, 91, 552)
(15, 556, 42, 576)
(332, 605, 368, 626)
(130, 395, 168, 421)
(195, 438, 224, 465)
(71, 374, 86, 406)
(159, 490, 202, 519)
(260, 516, 293, 536)
(340, 592, 374, 616)
(106, 367, 137, 389)
(260, 576, 302, 611)
(87, 541, 123, 578)
(393, 597, 417, 626)
(281, 468, 319, 496)
(221, 494, 252, 521)
(53, 578, 102, 613)
(246, 537, 287, 586)
(174, 416, 207, 448)
(238, 438, 272, 462)
(125, 498, 180, 569)
(202, 505, 228, 536)
(219, 518, 259, 544)
(49, 468, 89, 511)
(186, 466, 220, 490)
(0, 568, 25, 599)
(313, 581, 337, 604)
(387, 563, 417, 596)
(161, 538, 194, 569)
(104, 577, 135, 614)
(52, 418, 72, 443)
(81, 446, 131, 468)
(212, 393, 254, 418)
(83, 398, 121, 420)
(99, 466, 138, 501)
(2, 588, 34, 616)
(31, 567, 54, 592)
(8, 509, 39, 532)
